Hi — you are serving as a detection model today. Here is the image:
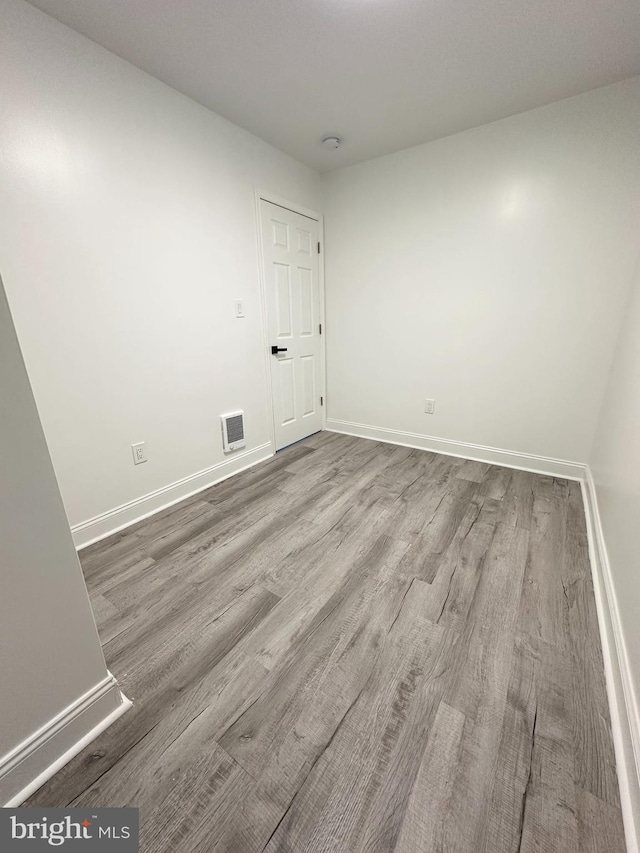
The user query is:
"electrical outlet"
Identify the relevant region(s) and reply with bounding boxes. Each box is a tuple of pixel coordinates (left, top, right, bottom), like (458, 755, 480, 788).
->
(424, 399, 436, 415)
(132, 442, 147, 464)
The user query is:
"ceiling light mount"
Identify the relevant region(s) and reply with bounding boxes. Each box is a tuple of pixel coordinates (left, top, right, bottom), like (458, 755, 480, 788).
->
(322, 136, 341, 150)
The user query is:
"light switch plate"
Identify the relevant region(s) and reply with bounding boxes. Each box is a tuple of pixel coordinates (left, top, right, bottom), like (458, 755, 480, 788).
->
(234, 300, 245, 318)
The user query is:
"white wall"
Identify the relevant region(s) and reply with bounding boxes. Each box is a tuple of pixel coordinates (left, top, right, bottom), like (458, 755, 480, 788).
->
(0, 275, 120, 802)
(0, 0, 321, 538)
(323, 78, 640, 464)
(590, 251, 640, 732)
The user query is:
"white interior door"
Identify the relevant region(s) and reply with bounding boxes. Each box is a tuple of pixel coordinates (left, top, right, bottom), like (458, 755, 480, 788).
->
(261, 199, 323, 451)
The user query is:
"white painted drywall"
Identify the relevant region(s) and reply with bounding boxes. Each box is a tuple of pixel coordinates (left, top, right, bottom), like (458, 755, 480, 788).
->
(590, 251, 640, 725)
(322, 78, 640, 463)
(0, 275, 111, 761)
(0, 0, 321, 531)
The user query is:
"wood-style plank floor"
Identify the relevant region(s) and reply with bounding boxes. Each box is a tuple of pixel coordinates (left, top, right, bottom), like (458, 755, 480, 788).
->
(28, 432, 626, 852)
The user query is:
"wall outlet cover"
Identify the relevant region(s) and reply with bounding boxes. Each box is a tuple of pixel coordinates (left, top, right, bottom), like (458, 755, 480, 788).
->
(131, 442, 147, 464)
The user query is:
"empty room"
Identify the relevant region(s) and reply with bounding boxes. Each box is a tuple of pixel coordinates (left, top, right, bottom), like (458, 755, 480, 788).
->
(1, 0, 640, 850)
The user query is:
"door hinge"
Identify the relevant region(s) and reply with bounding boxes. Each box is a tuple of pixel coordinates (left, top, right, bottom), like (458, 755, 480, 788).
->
(319, 323, 322, 335)
(321, 396, 324, 406)
(317, 241, 321, 254)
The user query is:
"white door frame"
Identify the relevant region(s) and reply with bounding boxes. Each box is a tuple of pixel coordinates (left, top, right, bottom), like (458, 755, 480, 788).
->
(254, 189, 327, 452)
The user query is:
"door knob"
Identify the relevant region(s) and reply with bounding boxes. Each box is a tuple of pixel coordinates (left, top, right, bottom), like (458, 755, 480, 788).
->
(271, 346, 288, 354)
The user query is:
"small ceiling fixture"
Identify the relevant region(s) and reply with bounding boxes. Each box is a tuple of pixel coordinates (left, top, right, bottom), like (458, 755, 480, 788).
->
(322, 136, 341, 150)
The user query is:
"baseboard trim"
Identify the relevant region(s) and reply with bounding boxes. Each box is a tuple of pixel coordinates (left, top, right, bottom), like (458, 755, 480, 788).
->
(1, 672, 131, 807)
(72, 443, 274, 549)
(325, 419, 587, 480)
(582, 472, 640, 853)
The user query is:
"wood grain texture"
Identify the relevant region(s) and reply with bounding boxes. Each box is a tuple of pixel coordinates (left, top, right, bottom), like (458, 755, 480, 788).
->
(394, 701, 466, 853)
(26, 433, 625, 852)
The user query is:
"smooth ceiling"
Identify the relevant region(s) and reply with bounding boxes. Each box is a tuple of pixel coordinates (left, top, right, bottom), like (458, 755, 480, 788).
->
(24, 0, 640, 171)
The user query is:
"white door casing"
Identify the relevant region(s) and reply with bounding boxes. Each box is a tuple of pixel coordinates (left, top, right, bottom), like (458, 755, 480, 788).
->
(260, 199, 323, 450)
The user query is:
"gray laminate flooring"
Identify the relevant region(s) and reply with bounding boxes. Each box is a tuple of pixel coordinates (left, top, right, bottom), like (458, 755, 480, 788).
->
(28, 432, 626, 852)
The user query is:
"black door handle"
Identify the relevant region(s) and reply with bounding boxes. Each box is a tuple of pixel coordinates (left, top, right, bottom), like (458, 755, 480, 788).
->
(271, 346, 288, 354)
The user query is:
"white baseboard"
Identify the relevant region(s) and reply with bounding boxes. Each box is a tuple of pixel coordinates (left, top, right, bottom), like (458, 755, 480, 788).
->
(72, 443, 274, 549)
(1, 673, 131, 807)
(582, 472, 640, 853)
(325, 419, 587, 480)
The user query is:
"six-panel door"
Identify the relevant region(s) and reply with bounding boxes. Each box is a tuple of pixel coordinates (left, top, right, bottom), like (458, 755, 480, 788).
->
(261, 200, 322, 450)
